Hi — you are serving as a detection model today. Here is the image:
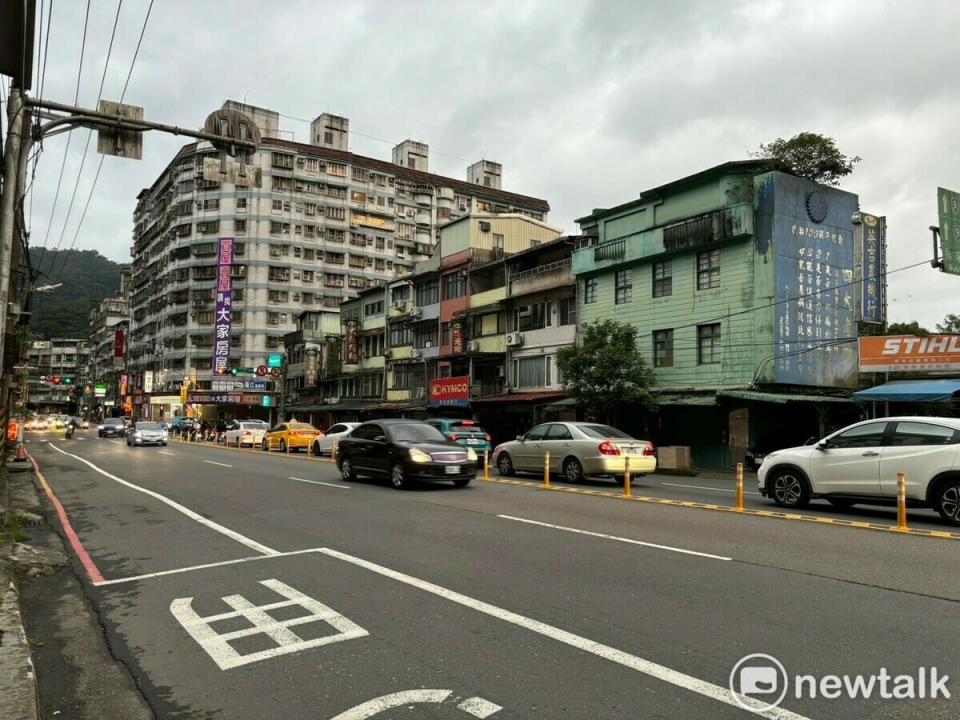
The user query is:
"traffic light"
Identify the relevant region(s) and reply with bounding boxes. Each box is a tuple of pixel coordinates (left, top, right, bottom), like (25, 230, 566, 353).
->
(51, 376, 61, 385)
(63, 377, 73, 385)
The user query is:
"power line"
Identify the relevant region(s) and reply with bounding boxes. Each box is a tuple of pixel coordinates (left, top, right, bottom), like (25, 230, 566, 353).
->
(45, 0, 123, 283)
(35, 0, 90, 274)
(118, 0, 153, 104)
(28, 0, 54, 241)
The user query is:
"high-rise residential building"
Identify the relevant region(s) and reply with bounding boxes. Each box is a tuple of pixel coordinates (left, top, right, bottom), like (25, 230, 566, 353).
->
(127, 101, 550, 420)
(87, 267, 131, 413)
(25, 339, 90, 414)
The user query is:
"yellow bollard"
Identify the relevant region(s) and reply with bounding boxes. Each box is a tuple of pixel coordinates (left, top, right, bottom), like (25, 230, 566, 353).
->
(543, 451, 551, 488)
(331, 440, 338, 466)
(896, 472, 908, 531)
(286, 436, 291, 455)
(483, 449, 490, 481)
(736, 462, 744, 512)
(623, 455, 631, 498)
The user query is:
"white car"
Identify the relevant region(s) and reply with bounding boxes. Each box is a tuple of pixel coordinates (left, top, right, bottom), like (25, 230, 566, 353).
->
(758, 416, 960, 525)
(312, 422, 360, 456)
(224, 420, 268, 448)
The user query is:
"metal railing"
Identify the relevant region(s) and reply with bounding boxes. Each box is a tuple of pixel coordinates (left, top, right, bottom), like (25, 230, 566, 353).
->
(593, 239, 625, 262)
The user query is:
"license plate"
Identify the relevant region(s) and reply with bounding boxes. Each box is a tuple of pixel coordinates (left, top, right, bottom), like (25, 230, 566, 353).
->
(445, 465, 460, 475)
(466, 439, 482, 445)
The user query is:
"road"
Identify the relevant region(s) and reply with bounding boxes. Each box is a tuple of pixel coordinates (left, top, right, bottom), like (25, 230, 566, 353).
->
(23, 430, 960, 719)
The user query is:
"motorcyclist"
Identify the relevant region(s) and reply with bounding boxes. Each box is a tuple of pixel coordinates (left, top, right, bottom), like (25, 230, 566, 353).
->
(64, 416, 78, 439)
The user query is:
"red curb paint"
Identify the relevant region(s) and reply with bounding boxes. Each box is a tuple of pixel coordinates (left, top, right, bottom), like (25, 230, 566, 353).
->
(28, 452, 106, 584)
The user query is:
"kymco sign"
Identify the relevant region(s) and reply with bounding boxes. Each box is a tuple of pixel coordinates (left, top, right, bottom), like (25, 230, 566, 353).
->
(430, 376, 470, 406)
(859, 335, 960, 373)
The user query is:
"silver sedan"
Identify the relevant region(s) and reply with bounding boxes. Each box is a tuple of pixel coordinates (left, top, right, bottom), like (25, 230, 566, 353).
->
(312, 422, 361, 456)
(492, 422, 656, 483)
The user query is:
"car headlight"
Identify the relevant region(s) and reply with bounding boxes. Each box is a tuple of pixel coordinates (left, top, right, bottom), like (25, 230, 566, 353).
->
(409, 448, 432, 463)
(133, 432, 142, 438)
(97, 425, 104, 431)
(466, 448, 478, 462)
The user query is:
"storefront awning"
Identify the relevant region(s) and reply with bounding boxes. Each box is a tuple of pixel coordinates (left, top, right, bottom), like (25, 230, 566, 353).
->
(717, 389, 853, 404)
(853, 379, 960, 404)
(655, 393, 718, 406)
(470, 391, 566, 404)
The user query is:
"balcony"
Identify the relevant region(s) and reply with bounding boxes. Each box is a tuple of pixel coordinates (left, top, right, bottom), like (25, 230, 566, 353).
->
(387, 389, 412, 402)
(508, 258, 572, 297)
(360, 355, 384, 371)
(470, 335, 505, 354)
(386, 345, 415, 360)
(470, 286, 506, 309)
(470, 379, 505, 399)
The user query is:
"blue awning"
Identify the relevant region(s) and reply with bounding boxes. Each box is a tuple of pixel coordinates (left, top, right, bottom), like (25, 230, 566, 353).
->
(853, 379, 960, 404)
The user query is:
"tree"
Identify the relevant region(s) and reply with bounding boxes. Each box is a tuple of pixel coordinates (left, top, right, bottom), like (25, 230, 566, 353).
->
(556, 319, 656, 424)
(755, 132, 860, 186)
(937, 314, 960, 334)
(887, 321, 930, 336)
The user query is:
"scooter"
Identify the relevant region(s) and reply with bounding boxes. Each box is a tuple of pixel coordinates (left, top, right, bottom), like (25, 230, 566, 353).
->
(64, 424, 75, 439)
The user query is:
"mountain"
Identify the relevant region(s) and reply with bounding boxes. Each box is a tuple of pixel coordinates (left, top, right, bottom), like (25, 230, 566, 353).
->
(27, 248, 126, 339)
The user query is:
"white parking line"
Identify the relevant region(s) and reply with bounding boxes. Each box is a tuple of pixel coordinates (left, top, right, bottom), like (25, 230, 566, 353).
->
(204, 460, 232, 468)
(289, 476, 350, 489)
(498, 515, 731, 561)
(46, 444, 277, 556)
(320, 547, 807, 720)
(660, 481, 761, 495)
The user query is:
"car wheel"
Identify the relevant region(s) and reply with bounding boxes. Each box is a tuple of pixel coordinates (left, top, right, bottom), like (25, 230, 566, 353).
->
(340, 457, 356, 482)
(279, 440, 287, 453)
(98, 433, 103, 438)
(453, 477, 471, 488)
(827, 498, 856, 510)
(497, 453, 515, 476)
(161, 441, 167, 447)
(261, 438, 269, 452)
(770, 469, 811, 509)
(563, 457, 585, 484)
(935, 480, 960, 526)
(390, 463, 408, 490)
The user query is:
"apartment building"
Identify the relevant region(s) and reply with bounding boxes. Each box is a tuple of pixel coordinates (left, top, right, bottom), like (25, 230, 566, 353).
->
(26, 339, 90, 414)
(573, 162, 870, 467)
(127, 100, 550, 418)
(87, 268, 131, 411)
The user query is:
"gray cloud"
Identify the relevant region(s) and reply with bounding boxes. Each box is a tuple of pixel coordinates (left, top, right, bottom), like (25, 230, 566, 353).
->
(14, 0, 960, 328)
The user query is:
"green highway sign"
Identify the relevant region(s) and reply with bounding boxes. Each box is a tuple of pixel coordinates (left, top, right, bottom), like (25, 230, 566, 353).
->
(938, 187, 960, 275)
(229, 367, 256, 376)
(267, 354, 283, 368)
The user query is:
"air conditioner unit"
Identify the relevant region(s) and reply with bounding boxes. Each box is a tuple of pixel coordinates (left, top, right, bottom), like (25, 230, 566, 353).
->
(506, 332, 524, 347)
(408, 306, 422, 318)
(479, 221, 491, 232)
(467, 340, 481, 353)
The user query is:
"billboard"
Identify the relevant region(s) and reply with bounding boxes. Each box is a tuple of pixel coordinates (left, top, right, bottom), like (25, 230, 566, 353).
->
(212, 238, 234, 376)
(113, 329, 125, 357)
(755, 172, 859, 387)
(429, 376, 470, 406)
(938, 187, 960, 275)
(855, 213, 886, 324)
(859, 335, 960, 372)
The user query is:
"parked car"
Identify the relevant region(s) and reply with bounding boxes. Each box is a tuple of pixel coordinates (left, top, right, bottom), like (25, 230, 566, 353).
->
(758, 416, 960, 525)
(424, 418, 493, 455)
(167, 416, 196, 434)
(492, 422, 657, 484)
(127, 421, 168, 447)
(225, 420, 269, 448)
(337, 419, 477, 489)
(262, 422, 322, 452)
(312, 422, 360, 456)
(98, 417, 126, 438)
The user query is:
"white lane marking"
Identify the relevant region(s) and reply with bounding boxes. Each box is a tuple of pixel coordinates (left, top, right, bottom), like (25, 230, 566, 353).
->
(660, 481, 761, 495)
(157, 450, 176, 456)
(46, 444, 278, 556)
(108, 440, 122, 445)
(498, 515, 731, 561)
(204, 460, 232, 468)
(170, 578, 368, 671)
(288, 476, 350, 489)
(96, 547, 326, 586)
(319, 548, 808, 720)
(330, 690, 502, 719)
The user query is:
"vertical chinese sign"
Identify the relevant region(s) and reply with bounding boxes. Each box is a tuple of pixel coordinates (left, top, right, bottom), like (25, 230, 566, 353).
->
(213, 238, 234, 376)
(856, 213, 886, 324)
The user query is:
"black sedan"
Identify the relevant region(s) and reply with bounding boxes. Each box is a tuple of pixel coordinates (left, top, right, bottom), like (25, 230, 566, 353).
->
(98, 418, 126, 438)
(337, 419, 478, 489)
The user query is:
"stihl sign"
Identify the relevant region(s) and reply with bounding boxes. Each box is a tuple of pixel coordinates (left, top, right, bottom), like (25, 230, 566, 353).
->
(859, 335, 960, 372)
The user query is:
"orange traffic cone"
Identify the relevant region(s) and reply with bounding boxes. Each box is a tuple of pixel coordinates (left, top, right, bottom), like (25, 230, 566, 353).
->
(14, 443, 28, 462)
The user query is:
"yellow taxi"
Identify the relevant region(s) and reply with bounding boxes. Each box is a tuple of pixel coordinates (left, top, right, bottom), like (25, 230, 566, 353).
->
(261, 421, 323, 453)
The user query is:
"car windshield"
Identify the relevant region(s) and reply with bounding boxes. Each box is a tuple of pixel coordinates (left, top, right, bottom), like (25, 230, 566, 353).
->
(390, 424, 448, 443)
(450, 422, 486, 434)
(577, 424, 634, 439)
(104, 419, 123, 426)
(289, 423, 314, 430)
(136, 423, 163, 431)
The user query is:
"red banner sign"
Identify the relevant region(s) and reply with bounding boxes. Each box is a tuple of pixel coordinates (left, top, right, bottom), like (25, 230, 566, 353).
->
(429, 376, 470, 406)
(114, 329, 125, 358)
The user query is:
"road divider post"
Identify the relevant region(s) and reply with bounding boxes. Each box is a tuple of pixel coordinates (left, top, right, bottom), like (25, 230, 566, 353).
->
(896, 472, 908, 531)
(543, 451, 550, 489)
(736, 463, 744, 512)
(483, 450, 490, 481)
(623, 455, 631, 498)
(331, 440, 338, 466)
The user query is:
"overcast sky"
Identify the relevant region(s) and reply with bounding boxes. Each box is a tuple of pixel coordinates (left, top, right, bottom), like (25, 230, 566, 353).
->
(8, 0, 960, 328)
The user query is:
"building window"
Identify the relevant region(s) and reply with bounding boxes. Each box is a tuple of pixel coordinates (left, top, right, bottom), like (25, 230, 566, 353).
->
(697, 249, 720, 290)
(582, 278, 598, 304)
(364, 300, 385, 317)
(653, 260, 672, 298)
(236, 197, 247, 212)
(388, 321, 413, 347)
(615, 270, 632, 305)
(653, 329, 674, 368)
(415, 277, 439, 306)
(234, 219, 247, 234)
(442, 271, 467, 300)
(514, 356, 554, 389)
(558, 297, 576, 326)
(493, 233, 504, 250)
(514, 302, 552, 332)
(697, 323, 721, 365)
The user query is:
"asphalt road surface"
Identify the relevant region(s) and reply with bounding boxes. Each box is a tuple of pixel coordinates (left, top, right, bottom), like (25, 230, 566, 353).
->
(24, 430, 960, 719)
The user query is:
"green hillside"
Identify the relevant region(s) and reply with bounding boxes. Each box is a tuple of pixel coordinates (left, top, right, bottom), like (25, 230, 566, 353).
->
(27, 248, 126, 339)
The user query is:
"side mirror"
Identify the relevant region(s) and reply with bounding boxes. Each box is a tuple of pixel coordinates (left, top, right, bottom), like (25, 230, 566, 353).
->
(803, 436, 817, 446)
(516, 435, 525, 443)
(816, 441, 831, 451)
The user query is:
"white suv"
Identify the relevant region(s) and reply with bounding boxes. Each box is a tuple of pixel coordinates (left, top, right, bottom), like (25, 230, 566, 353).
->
(758, 416, 960, 525)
